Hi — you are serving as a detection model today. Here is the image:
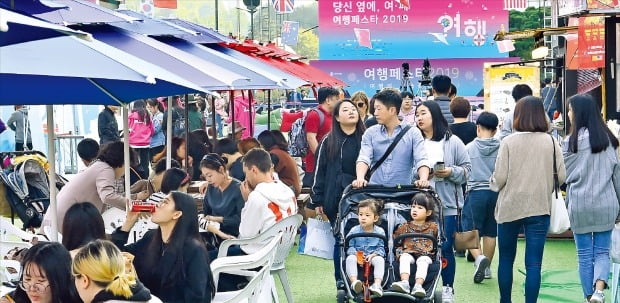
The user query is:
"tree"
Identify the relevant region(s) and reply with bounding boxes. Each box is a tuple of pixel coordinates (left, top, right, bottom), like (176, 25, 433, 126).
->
(508, 7, 548, 60)
(295, 28, 319, 59)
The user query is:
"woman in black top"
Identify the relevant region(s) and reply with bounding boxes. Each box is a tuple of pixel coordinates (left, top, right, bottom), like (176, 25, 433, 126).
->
(448, 97, 477, 145)
(199, 153, 244, 253)
(309, 99, 365, 285)
(112, 191, 213, 303)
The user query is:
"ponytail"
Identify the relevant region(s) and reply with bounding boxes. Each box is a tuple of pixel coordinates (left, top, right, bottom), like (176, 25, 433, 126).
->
(105, 272, 135, 298)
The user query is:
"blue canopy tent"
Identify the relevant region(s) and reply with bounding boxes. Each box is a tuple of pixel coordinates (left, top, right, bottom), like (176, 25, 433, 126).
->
(0, 12, 208, 240)
(0, 7, 90, 46)
(163, 18, 236, 44)
(29, 0, 139, 25)
(0, 0, 66, 14)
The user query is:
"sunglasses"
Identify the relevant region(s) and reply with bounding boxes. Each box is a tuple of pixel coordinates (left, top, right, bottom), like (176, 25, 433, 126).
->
(356, 102, 366, 108)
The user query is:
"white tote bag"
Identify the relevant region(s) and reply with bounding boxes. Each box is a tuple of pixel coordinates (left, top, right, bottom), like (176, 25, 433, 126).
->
(548, 192, 570, 234)
(299, 217, 335, 259)
(611, 223, 620, 264)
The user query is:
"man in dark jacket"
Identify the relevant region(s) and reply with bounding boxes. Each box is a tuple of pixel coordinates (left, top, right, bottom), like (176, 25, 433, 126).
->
(98, 105, 120, 145)
(432, 75, 454, 123)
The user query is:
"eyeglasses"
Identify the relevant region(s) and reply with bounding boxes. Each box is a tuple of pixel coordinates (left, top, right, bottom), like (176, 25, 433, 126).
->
(357, 102, 366, 108)
(19, 280, 50, 293)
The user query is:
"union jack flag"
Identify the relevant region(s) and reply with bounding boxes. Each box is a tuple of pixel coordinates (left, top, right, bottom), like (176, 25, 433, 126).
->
(273, 0, 294, 14)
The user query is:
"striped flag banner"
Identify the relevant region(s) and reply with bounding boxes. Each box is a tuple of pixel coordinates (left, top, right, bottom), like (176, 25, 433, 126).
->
(504, 0, 527, 10)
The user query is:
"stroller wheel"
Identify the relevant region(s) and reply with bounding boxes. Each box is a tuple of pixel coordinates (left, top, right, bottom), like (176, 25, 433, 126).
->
(336, 289, 348, 303)
(433, 288, 442, 302)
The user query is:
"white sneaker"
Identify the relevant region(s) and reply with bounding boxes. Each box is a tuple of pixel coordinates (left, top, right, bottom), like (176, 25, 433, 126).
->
(473, 255, 490, 284)
(390, 280, 410, 293)
(369, 283, 383, 297)
(590, 290, 605, 303)
(484, 267, 492, 279)
(412, 284, 426, 298)
(442, 286, 454, 303)
(351, 280, 363, 294)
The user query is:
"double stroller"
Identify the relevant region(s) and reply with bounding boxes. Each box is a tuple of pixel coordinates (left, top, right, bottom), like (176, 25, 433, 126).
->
(336, 185, 445, 303)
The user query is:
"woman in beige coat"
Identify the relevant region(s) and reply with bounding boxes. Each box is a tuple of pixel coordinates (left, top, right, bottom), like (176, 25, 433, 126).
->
(42, 141, 132, 231)
(490, 96, 566, 303)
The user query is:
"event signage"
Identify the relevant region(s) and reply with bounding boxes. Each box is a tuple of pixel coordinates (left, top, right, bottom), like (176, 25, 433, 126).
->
(310, 58, 518, 97)
(483, 63, 540, 123)
(578, 16, 605, 69)
(318, 0, 509, 60)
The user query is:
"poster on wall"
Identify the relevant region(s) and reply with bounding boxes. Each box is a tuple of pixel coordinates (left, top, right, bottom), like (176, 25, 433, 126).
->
(483, 63, 540, 125)
(578, 16, 605, 69)
(318, 0, 509, 60)
(310, 57, 518, 98)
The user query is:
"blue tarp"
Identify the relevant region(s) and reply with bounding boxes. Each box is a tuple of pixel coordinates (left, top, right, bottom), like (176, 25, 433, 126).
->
(79, 25, 246, 90)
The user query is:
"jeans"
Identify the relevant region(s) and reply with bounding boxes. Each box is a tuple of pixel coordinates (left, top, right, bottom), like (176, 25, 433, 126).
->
(497, 215, 550, 303)
(574, 230, 612, 298)
(441, 215, 457, 287)
(215, 113, 223, 137)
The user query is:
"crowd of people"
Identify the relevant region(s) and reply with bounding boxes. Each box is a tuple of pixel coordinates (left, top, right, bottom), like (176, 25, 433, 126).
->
(1, 73, 618, 303)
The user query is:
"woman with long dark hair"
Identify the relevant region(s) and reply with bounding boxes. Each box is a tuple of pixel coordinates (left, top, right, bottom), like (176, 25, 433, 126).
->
(188, 129, 212, 181)
(129, 100, 154, 178)
(491, 96, 565, 303)
(563, 94, 620, 303)
(0, 242, 81, 303)
(62, 202, 106, 257)
(308, 99, 365, 286)
(146, 99, 165, 163)
(415, 100, 471, 302)
(112, 191, 213, 302)
(152, 137, 190, 168)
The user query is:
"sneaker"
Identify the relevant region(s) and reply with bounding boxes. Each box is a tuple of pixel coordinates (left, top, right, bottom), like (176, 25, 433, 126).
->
(391, 280, 410, 293)
(369, 283, 383, 297)
(351, 280, 363, 294)
(442, 286, 454, 303)
(412, 284, 426, 298)
(484, 267, 492, 279)
(590, 290, 605, 303)
(473, 255, 490, 284)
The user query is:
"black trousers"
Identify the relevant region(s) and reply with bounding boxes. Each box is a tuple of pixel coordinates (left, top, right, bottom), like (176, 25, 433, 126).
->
(15, 142, 33, 151)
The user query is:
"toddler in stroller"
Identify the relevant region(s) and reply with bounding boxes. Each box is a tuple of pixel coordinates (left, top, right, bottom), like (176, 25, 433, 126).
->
(345, 199, 386, 297)
(391, 192, 439, 297)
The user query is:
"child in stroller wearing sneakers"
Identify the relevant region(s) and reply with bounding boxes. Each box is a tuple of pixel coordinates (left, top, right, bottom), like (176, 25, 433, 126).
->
(391, 192, 439, 297)
(345, 199, 386, 297)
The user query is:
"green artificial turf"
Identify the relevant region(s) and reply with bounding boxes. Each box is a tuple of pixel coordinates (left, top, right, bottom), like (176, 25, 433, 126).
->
(276, 239, 611, 303)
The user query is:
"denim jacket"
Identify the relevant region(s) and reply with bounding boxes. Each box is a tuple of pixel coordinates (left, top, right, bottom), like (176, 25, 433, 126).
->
(346, 225, 386, 257)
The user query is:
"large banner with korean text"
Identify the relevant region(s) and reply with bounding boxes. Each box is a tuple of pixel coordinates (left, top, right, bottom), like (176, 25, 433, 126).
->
(318, 0, 509, 60)
(310, 57, 518, 97)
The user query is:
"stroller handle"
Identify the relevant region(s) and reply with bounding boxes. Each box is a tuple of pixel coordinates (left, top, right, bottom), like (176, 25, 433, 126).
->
(344, 233, 388, 247)
(394, 233, 439, 251)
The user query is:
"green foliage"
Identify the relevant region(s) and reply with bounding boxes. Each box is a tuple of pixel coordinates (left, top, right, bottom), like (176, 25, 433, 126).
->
(508, 7, 549, 60)
(295, 28, 319, 59)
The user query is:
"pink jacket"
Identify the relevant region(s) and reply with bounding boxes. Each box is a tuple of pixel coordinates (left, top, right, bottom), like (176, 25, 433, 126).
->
(227, 95, 255, 139)
(128, 111, 154, 147)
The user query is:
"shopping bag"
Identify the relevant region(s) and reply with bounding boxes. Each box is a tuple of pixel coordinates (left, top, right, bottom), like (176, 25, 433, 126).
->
(548, 192, 570, 234)
(298, 217, 335, 259)
(611, 223, 620, 264)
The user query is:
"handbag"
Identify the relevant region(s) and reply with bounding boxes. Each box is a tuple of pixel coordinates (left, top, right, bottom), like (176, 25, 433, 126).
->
(298, 217, 335, 259)
(611, 223, 620, 264)
(365, 125, 411, 181)
(548, 135, 570, 234)
(454, 185, 480, 251)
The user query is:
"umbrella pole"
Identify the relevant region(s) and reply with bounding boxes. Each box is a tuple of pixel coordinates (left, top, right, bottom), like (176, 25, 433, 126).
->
(184, 94, 189, 172)
(46, 105, 58, 242)
(166, 97, 173, 169)
(211, 96, 217, 141)
(230, 90, 235, 143)
(267, 90, 271, 131)
(123, 105, 130, 201)
(248, 90, 253, 137)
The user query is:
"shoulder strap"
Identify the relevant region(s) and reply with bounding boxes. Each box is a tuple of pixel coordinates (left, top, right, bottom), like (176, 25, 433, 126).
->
(551, 135, 559, 198)
(367, 125, 412, 180)
(311, 107, 325, 129)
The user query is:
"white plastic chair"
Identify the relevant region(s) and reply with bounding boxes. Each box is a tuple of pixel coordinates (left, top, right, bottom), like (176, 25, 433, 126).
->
(211, 233, 282, 303)
(217, 214, 303, 303)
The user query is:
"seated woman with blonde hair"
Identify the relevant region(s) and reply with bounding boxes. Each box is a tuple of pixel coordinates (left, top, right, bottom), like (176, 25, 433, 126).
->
(73, 239, 162, 303)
